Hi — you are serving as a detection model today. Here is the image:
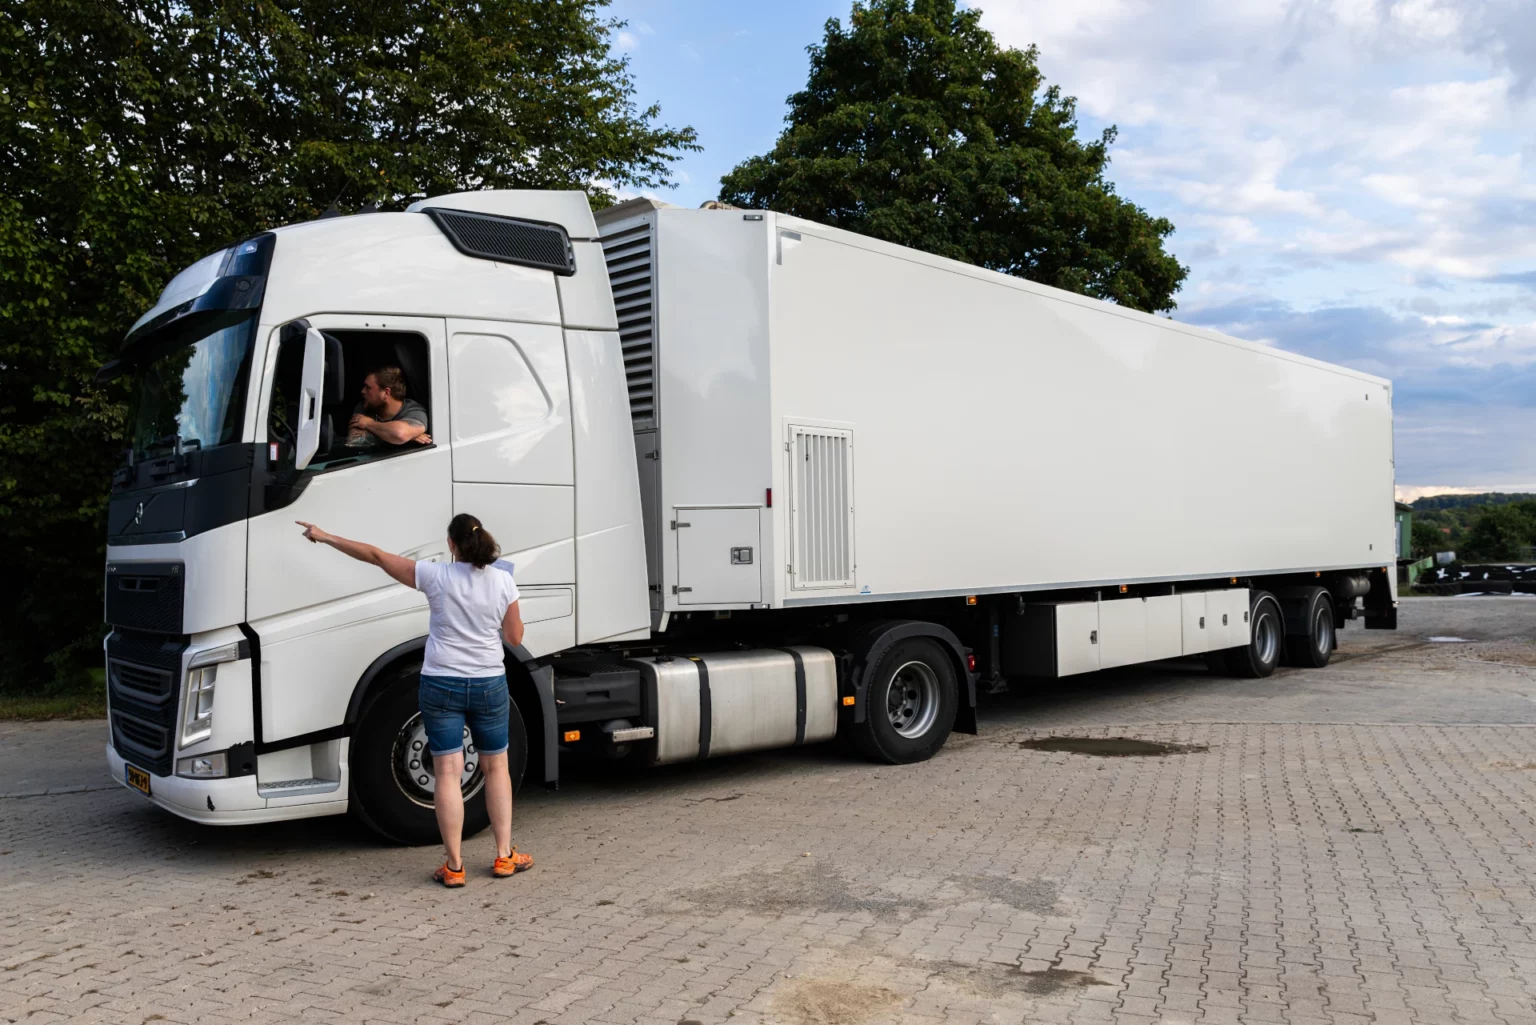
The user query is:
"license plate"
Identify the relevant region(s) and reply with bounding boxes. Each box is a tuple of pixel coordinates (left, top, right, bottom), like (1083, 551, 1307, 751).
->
(125, 763, 152, 796)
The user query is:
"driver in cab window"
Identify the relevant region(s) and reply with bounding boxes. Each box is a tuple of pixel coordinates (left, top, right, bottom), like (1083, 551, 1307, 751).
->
(348, 366, 431, 449)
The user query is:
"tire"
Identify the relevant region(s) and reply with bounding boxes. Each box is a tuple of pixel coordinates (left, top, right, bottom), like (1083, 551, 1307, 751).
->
(852, 638, 959, 765)
(1219, 591, 1283, 678)
(1283, 588, 1335, 668)
(349, 664, 528, 846)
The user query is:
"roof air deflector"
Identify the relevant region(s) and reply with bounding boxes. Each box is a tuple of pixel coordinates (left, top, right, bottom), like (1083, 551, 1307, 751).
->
(423, 207, 576, 276)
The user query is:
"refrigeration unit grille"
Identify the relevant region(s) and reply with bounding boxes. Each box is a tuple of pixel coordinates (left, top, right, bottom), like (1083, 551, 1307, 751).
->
(789, 426, 854, 589)
(601, 223, 657, 427)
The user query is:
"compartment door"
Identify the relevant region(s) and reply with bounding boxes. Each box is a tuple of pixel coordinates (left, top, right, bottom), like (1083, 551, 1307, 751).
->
(675, 507, 761, 605)
(1181, 592, 1209, 654)
(1053, 602, 1101, 677)
(1097, 598, 1147, 670)
(1144, 595, 1184, 662)
(1214, 589, 1251, 649)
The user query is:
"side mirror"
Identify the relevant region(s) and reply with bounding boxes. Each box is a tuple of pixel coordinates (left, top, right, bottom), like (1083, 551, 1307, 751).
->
(295, 327, 326, 470)
(323, 332, 345, 404)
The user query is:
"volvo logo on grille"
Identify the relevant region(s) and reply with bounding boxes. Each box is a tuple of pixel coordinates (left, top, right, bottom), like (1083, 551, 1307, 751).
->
(134, 501, 145, 525)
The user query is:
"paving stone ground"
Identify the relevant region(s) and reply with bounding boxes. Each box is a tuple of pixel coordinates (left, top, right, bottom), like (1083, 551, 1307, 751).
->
(3, 597, 1534, 1025)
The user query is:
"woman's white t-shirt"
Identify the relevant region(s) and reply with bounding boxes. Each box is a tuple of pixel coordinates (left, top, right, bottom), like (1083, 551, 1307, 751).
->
(414, 560, 520, 678)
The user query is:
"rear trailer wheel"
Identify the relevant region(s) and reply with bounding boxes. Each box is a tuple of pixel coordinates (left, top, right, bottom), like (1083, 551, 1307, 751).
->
(853, 638, 959, 765)
(1221, 592, 1283, 679)
(349, 667, 527, 846)
(1284, 589, 1335, 668)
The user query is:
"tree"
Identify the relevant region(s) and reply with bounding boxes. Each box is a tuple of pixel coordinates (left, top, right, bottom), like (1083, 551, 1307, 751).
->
(1409, 520, 1444, 560)
(719, 0, 1188, 313)
(1461, 505, 1536, 562)
(0, 0, 696, 694)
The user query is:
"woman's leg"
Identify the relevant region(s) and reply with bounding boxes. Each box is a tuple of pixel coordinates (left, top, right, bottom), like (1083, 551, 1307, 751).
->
(433, 750, 466, 869)
(479, 751, 513, 858)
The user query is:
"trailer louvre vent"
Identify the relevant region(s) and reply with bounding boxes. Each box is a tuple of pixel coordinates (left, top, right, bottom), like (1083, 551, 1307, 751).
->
(600, 222, 657, 427)
(424, 208, 575, 275)
(788, 426, 855, 589)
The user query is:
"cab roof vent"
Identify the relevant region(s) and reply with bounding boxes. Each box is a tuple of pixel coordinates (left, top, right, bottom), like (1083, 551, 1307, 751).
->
(424, 207, 576, 275)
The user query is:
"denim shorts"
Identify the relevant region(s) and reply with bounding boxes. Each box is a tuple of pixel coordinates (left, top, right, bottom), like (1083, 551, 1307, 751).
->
(418, 673, 510, 757)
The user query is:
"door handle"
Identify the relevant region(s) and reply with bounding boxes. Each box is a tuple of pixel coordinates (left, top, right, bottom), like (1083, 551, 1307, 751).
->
(402, 545, 448, 563)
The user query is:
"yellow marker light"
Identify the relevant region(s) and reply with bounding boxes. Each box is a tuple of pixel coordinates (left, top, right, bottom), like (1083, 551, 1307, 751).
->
(1230, 577, 1238, 584)
(1118, 585, 1128, 593)
(965, 595, 977, 606)
(842, 696, 856, 706)
(563, 730, 581, 743)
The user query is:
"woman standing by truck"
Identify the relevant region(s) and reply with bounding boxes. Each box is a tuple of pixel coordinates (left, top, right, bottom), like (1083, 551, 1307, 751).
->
(296, 514, 530, 886)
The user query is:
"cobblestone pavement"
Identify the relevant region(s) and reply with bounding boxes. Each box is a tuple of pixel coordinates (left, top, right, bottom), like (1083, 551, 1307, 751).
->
(3, 598, 1534, 1025)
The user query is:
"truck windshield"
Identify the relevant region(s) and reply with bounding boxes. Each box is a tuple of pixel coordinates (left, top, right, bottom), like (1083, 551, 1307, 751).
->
(130, 313, 258, 461)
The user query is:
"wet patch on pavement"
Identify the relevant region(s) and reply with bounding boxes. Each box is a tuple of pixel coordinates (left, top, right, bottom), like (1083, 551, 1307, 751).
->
(1019, 736, 1210, 756)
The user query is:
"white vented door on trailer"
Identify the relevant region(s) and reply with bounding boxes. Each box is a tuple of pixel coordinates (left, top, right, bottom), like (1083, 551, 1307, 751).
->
(787, 425, 855, 590)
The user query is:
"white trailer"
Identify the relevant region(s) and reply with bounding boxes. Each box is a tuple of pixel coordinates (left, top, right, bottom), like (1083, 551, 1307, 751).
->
(99, 190, 1398, 842)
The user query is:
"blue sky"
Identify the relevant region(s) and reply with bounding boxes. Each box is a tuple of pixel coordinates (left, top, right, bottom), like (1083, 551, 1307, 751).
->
(606, 0, 1536, 497)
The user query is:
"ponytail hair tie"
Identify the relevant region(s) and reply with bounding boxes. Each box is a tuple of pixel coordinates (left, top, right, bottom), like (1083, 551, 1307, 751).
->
(471, 524, 479, 532)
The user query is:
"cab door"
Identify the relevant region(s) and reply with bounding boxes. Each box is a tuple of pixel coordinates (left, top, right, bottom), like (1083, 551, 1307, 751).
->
(445, 318, 576, 654)
(245, 315, 451, 746)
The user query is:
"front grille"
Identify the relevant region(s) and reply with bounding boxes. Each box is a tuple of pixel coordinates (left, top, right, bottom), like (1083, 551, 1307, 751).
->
(109, 659, 174, 706)
(105, 562, 184, 633)
(112, 710, 170, 761)
(106, 630, 186, 777)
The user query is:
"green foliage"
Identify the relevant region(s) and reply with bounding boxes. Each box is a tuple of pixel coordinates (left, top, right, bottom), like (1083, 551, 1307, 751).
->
(0, 0, 695, 693)
(1412, 492, 1536, 511)
(1460, 504, 1536, 562)
(719, 0, 1188, 313)
(1409, 519, 1445, 560)
(1408, 493, 1536, 560)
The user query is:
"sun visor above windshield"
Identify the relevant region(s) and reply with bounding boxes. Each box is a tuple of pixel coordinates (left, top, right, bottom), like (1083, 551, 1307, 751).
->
(129, 249, 228, 337)
(120, 233, 276, 353)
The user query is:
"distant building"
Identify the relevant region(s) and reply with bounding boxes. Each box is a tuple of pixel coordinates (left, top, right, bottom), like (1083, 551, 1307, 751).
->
(1394, 502, 1412, 559)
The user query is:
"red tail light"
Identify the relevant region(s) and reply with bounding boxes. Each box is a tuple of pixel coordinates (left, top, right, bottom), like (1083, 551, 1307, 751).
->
(966, 653, 977, 672)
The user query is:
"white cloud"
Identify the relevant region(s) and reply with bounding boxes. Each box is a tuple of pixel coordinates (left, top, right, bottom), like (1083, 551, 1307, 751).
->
(615, 30, 639, 52)
(979, 0, 1536, 486)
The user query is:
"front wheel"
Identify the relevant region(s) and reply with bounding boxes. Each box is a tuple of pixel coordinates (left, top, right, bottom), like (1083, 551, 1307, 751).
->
(349, 665, 527, 845)
(852, 638, 958, 765)
(1218, 591, 1283, 678)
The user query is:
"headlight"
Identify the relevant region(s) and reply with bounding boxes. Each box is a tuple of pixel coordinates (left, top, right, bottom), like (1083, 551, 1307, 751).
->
(181, 643, 240, 747)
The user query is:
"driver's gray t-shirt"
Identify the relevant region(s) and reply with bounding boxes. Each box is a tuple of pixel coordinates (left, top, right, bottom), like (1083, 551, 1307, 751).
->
(347, 398, 428, 448)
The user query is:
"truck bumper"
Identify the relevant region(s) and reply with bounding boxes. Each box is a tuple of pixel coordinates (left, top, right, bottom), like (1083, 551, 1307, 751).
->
(106, 743, 348, 825)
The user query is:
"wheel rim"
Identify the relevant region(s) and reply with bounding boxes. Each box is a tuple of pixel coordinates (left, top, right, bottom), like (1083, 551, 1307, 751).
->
(390, 712, 484, 809)
(1254, 607, 1280, 665)
(1314, 606, 1334, 655)
(886, 660, 940, 739)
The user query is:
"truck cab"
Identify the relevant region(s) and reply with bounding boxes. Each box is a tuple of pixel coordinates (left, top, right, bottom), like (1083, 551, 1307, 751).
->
(103, 192, 651, 838)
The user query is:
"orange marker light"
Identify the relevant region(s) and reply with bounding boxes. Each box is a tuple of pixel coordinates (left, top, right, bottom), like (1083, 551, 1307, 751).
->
(965, 595, 977, 606)
(1118, 585, 1128, 593)
(563, 730, 581, 743)
(842, 696, 856, 706)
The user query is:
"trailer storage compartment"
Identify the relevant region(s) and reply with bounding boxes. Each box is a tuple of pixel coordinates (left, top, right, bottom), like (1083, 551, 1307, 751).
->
(594, 200, 1396, 618)
(1002, 589, 1251, 679)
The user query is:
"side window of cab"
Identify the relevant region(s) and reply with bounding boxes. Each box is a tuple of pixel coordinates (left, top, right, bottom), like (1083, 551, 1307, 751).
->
(264, 326, 434, 483)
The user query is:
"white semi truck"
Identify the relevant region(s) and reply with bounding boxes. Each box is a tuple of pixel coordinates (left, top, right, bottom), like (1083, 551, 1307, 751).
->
(100, 190, 1399, 842)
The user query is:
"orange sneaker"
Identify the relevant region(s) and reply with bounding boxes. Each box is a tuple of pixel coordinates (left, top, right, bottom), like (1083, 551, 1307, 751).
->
(433, 861, 466, 887)
(492, 848, 534, 877)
